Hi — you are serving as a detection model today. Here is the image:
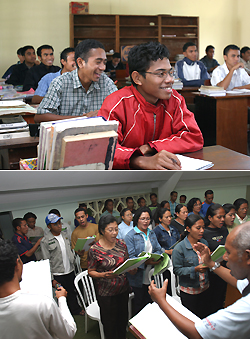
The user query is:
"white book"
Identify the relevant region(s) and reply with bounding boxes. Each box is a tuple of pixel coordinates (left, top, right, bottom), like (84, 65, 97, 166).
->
(176, 154, 214, 170)
(0, 130, 30, 140)
(130, 296, 200, 339)
(0, 126, 29, 134)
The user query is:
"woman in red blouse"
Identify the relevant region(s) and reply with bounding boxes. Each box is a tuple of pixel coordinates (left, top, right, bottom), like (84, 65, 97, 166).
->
(88, 214, 135, 339)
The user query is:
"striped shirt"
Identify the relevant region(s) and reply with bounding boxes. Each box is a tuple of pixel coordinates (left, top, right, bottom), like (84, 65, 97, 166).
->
(37, 68, 117, 116)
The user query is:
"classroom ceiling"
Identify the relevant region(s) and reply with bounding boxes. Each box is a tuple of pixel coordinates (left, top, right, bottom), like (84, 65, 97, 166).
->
(1, 171, 250, 212)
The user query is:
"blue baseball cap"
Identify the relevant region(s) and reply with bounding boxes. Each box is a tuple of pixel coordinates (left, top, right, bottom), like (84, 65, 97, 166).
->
(45, 213, 63, 226)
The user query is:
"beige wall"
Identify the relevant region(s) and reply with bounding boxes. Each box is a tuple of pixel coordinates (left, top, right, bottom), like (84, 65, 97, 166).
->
(0, 0, 247, 76)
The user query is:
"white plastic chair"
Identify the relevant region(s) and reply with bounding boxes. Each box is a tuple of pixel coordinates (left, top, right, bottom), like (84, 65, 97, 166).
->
(74, 271, 105, 339)
(73, 250, 82, 275)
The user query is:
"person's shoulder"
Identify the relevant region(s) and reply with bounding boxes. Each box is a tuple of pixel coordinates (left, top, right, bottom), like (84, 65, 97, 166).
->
(116, 238, 126, 247)
(87, 222, 98, 230)
(200, 238, 209, 246)
(125, 227, 136, 239)
(199, 56, 206, 62)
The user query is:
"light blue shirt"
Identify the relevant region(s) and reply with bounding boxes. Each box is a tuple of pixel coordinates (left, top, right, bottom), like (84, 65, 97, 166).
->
(100, 210, 120, 219)
(117, 221, 133, 240)
(34, 70, 61, 97)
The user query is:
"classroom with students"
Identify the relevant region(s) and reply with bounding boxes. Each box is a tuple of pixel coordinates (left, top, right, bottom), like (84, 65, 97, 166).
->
(1, 0, 250, 170)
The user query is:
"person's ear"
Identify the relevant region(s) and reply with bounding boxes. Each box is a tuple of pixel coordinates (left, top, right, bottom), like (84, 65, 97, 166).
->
(223, 55, 227, 62)
(183, 51, 187, 58)
(208, 215, 212, 222)
(245, 249, 250, 265)
(61, 59, 66, 67)
(131, 71, 143, 86)
(38, 55, 42, 62)
(77, 57, 85, 69)
(186, 226, 191, 233)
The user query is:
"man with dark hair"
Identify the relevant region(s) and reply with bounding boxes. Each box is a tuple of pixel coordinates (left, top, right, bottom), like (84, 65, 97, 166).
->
(126, 197, 136, 214)
(11, 218, 43, 264)
(137, 197, 146, 209)
(199, 45, 219, 74)
(23, 44, 60, 91)
(0, 239, 76, 339)
(74, 203, 96, 227)
(175, 42, 210, 87)
(24, 212, 44, 260)
(98, 41, 203, 170)
(44, 208, 72, 240)
(6, 45, 37, 86)
(149, 222, 250, 339)
(240, 46, 250, 75)
(105, 52, 125, 78)
(71, 207, 99, 270)
(200, 189, 214, 216)
(149, 193, 160, 209)
(35, 39, 117, 123)
(32, 47, 76, 104)
(2, 47, 25, 80)
(211, 44, 250, 90)
(179, 194, 187, 204)
(169, 191, 178, 217)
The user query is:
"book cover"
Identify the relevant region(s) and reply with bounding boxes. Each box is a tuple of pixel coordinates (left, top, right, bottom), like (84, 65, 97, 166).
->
(74, 236, 96, 251)
(113, 254, 150, 275)
(153, 252, 170, 276)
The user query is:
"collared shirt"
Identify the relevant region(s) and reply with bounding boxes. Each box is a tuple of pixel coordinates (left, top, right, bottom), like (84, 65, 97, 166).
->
(134, 226, 150, 241)
(211, 62, 250, 90)
(169, 201, 177, 217)
(235, 213, 250, 225)
(6, 62, 36, 86)
(240, 57, 250, 75)
(117, 220, 133, 240)
(175, 57, 210, 87)
(34, 70, 61, 96)
(199, 55, 219, 73)
(100, 209, 120, 219)
(12, 232, 36, 264)
(37, 69, 117, 116)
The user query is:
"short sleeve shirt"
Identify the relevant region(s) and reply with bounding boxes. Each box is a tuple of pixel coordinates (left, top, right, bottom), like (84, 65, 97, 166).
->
(88, 239, 129, 296)
(12, 233, 36, 263)
(195, 279, 250, 339)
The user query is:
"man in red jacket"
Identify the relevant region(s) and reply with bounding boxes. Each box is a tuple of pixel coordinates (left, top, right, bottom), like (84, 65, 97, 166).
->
(98, 41, 203, 170)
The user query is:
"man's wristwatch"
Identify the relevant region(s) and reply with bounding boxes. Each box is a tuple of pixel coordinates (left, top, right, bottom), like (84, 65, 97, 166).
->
(210, 262, 221, 272)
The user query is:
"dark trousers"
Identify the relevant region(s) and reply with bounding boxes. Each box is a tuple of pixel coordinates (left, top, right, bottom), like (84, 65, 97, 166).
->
(180, 288, 211, 319)
(54, 271, 81, 315)
(96, 290, 129, 339)
(132, 284, 152, 315)
(206, 271, 227, 314)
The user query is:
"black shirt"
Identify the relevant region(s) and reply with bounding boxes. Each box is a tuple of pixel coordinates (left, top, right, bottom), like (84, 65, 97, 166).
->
(105, 60, 125, 72)
(6, 62, 36, 86)
(23, 62, 61, 91)
(203, 225, 229, 252)
(170, 219, 185, 235)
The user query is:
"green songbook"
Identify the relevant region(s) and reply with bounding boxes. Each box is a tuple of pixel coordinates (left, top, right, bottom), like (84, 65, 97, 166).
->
(74, 235, 96, 251)
(113, 254, 150, 275)
(153, 252, 170, 276)
(138, 251, 163, 261)
(211, 245, 226, 263)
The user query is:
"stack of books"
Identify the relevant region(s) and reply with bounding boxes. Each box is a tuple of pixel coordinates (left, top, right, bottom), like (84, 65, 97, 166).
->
(0, 101, 37, 140)
(199, 85, 226, 96)
(172, 79, 183, 90)
(37, 116, 119, 170)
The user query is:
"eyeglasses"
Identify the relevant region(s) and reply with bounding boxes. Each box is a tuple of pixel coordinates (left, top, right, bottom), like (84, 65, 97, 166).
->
(145, 68, 175, 79)
(139, 217, 151, 221)
(106, 228, 118, 233)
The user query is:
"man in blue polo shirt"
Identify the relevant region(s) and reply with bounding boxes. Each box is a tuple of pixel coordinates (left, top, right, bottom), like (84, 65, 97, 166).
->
(11, 218, 43, 264)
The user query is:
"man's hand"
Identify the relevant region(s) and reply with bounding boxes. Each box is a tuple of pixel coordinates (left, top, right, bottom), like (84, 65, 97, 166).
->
(85, 110, 99, 118)
(232, 62, 244, 72)
(148, 279, 168, 304)
(165, 249, 173, 255)
(139, 144, 154, 155)
(36, 237, 43, 245)
(55, 286, 68, 299)
(193, 243, 213, 268)
(130, 150, 181, 170)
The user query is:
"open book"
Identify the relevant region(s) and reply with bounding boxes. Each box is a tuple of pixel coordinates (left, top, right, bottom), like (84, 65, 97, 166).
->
(138, 252, 170, 275)
(113, 254, 150, 275)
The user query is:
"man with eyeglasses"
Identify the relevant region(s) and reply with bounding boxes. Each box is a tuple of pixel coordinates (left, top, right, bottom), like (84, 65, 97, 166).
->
(98, 41, 203, 170)
(175, 42, 210, 87)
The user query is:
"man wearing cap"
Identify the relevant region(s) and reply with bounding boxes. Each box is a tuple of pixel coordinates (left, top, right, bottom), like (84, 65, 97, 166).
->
(40, 213, 84, 316)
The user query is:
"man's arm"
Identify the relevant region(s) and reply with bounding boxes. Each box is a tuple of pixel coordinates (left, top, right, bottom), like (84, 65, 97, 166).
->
(32, 95, 44, 104)
(25, 237, 43, 257)
(149, 280, 202, 339)
(215, 63, 244, 90)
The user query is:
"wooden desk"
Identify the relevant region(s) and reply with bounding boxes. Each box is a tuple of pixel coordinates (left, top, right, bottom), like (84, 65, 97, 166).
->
(194, 93, 249, 155)
(183, 145, 250, 170)
(0, 137, 38, 170)
(177, 87, 198, 104)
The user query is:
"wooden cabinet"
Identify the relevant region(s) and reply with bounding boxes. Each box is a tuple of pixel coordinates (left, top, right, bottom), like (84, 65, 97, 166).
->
(70, 14, 199, 64)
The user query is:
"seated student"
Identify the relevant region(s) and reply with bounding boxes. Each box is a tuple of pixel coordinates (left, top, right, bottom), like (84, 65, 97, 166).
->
(0, 239, 76, 339)
(24, 212, 44, 260)
(71, 207, 99, 271)
(2, 47, 25, 80)
(6, 45, 37, 87)
(105, 52, 125, 79)
(44, 208, 72, 240)
(11, 218, 43, 264)
(240, 46, 250, 75)
(199, 45, 219, 74)
(98, 41, 203, 170)
(32, 47, 76, 104)
(175, 42, 210, 87)
(200, 189, 214, 217)
(35, 39, 117, 123)
(211, 44, 250, 90)
(40, 213, 84, 316)
(23, 44, 60, 91)
(149, 222, 250, 339)
(100, 199, 120, 220)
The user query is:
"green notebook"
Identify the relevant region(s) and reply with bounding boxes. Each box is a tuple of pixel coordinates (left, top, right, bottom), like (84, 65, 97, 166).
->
(138, 251, 163, 261)
(74, 235, 96, 251)
(113, 254, 150, 275)
(153, 253, 170, 276)
(211, 245, 226, 262)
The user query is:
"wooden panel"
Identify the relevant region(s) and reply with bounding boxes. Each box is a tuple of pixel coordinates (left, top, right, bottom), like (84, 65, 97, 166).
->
(224, 283, 241, 307)
(216, 97, 248, 154)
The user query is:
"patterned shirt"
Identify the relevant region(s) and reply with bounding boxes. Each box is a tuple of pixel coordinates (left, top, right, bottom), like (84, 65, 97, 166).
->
(37, 69, 117, 116)
(88, 239, 129, 296)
